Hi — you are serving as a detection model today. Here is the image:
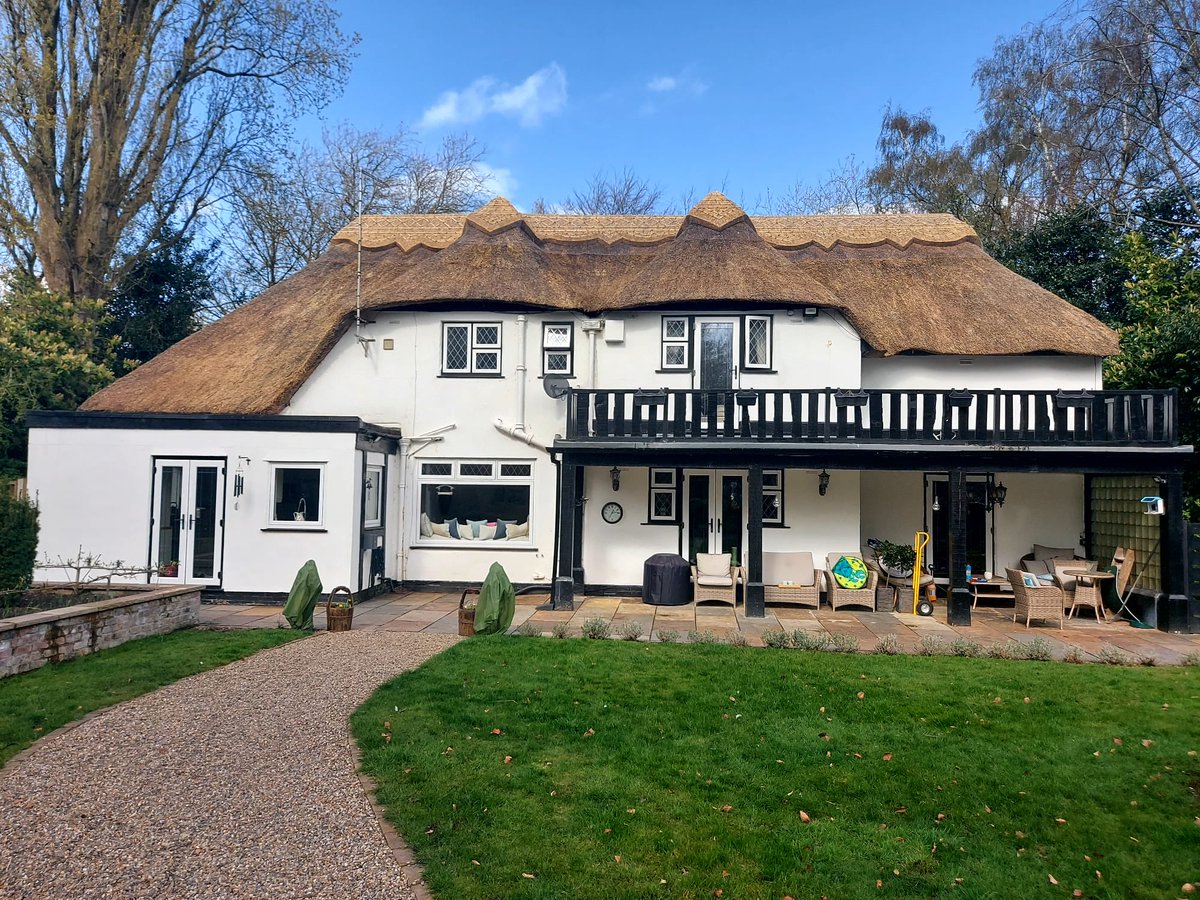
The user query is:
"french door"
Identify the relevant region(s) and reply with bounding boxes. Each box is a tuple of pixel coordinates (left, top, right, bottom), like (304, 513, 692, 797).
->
(697, 319, 737, 390)
(684, 470, 745, 566)
(151, 459, 225, 586)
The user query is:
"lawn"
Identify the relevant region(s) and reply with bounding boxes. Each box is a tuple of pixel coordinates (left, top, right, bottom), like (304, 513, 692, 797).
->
(353, 638, 1200, 899)
(0, 627, 301, 766)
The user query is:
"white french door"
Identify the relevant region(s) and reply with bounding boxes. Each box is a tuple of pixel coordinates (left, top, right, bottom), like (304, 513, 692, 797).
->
(151, 459, 225, 586)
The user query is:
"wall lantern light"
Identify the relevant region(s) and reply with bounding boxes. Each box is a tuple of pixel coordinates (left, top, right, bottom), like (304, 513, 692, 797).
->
(988, 480, 1007, 510)
(610, 466, 621, 492)
(817, 469, 830, 496)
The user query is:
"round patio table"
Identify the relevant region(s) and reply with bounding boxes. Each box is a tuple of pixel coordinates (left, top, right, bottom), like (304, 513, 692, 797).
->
(1062, 569, 1114, 622)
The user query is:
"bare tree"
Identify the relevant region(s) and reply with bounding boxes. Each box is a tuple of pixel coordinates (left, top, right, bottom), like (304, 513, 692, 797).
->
(765, 157, 885, 215)
(217, 125, 491, 303)
(0, 0, 356, 300)
(562, 168, 664, 214)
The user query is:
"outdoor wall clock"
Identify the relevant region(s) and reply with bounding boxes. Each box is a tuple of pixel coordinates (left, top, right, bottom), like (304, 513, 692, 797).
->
(601, 501, 623, 524)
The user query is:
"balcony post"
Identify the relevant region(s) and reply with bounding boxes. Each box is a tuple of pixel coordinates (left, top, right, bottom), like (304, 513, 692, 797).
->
(947, 468, 972, 625)
(552, 457, 579, 611)
(1158, 473, 1198, 632)
(745, 465, 765, 617)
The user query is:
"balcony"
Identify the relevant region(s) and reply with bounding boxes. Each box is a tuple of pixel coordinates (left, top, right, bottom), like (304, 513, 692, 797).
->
(563, 388, 1179, 447)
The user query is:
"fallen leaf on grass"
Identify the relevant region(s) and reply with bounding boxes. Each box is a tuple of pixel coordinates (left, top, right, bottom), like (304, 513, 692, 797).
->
(1141, 739, 1154, 747)
(522, 873, 536, 879)
(799, 810, 811, 823)
(1055, 818, 1068, 825)
(714, 890, 724, 897)
(471, 860, 480, 866)
(628, 808, 636, 814)
(1073, 891, 1083, 898)
(583, 728, 595, 737)
(503, 755, 512, 764)
(1113, 737, 1123, 745)
(819, 706, 826, 713)
(491, 728, 502, 735)
(1181, 884, 1195, 894)
(854, 753, 863, 759)
(883, 753, 893, 761)
(614, 855, 621, 863)
(819, 732, 830, 741)
(935, 813, 946, 822)
(876, 880, 883, 889)
(721, 805, 733, 813)
(1048, 874, 1058, 885)
(894, 806, 907, 815)
(857, 691, 865, 700)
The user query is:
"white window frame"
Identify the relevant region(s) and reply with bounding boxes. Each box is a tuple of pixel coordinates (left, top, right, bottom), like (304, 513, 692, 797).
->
(542, 322, 574, 376)
(267, 462, 326, 528)
(648, 468, 679, 523)
(661, 316, 691, 370)
(743, 314, 773, 370)
(442, 322, 502, 375)
(762, 469, 783, 525)
(364, 464, 383, 529)
(414, 459, 535, 547)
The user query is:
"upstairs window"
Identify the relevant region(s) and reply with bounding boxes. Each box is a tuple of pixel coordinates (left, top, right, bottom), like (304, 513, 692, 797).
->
(661, 316, 691, 370)
(442, 322, 501, 375)
(743, 315, 773, 370)
(542, 322, 574, 376)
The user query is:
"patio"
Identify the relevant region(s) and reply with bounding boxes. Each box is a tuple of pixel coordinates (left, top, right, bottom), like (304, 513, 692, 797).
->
(200, 589, 1200, 664)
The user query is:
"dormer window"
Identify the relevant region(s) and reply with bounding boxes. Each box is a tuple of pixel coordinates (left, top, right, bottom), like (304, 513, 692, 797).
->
(442, 322, 501, 376)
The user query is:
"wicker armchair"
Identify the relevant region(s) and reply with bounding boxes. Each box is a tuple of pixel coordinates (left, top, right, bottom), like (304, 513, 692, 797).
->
(823, 552, 878, 611)
(1005, 567, 1064, 629)
(691, 553, 742, 607)
(762, 551, 820, 608)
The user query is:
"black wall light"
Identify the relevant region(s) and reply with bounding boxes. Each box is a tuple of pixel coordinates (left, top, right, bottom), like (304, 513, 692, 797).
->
(818, 469, 830, 496)
(610, 466, 621, 492)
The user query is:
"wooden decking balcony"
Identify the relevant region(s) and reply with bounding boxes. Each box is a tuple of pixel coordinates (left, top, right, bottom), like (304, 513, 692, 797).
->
(562, 388, 1179, 448)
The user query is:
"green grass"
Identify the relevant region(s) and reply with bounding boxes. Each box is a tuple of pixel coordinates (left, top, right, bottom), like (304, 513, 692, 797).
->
(0, 627, 302, 765)
(353, 639, 1200, 899)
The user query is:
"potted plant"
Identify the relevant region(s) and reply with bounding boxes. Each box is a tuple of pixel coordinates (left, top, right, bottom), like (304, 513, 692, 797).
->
(158, 560, 179, 578)
(868, 539, 917, 610)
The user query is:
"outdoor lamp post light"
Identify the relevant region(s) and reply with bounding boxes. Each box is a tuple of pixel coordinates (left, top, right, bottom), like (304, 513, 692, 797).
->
(610, 466, 621, 492)
(818, 469, 830, 496)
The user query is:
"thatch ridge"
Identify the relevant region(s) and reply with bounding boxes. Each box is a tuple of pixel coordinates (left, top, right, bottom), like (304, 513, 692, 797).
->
(81, 195, 1118, 415)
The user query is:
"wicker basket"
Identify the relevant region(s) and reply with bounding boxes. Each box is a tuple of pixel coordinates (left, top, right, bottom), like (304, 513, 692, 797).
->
(459, 588, 479, 636)
(325, 585, 354, 632)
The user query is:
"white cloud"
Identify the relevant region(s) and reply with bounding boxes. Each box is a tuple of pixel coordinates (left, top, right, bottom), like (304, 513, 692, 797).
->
(645, 70, 708, 98)
(419, 63, 567, 130)
(474, 162, 517, 199)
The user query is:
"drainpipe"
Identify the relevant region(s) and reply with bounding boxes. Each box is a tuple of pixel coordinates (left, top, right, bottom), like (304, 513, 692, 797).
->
(516, 314, 528, 433)
(589, 328, 598, 389)
(494, 418, 548, 452)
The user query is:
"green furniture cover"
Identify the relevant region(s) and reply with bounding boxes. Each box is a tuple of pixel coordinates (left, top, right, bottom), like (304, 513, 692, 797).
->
(283, 559, 323, 630)
(473, 562, 516, 636)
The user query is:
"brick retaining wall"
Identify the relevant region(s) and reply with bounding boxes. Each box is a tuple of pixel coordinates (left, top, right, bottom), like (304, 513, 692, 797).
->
(0, 586, 200, 678)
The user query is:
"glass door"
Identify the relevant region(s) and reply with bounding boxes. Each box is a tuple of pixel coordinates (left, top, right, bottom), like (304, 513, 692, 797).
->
(697, 319, 737, 427)
(151, 459, 225, 586)
(684, 470, 745, 565)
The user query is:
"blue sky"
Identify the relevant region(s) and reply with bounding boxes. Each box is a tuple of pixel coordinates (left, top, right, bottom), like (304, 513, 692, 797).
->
(294, 1, 1061, 212)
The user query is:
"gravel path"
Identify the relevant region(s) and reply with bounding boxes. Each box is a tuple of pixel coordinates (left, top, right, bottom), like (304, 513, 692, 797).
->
(0, 631, 458, 899)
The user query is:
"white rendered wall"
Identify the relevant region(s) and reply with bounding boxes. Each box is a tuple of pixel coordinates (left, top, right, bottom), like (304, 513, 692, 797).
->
(862, 355, 1103, 390)
(28, 427, 359, 594)
(859, 470, 1085, 574)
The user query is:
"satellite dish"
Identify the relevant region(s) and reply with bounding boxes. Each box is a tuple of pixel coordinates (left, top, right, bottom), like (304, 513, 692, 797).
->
(543, 375, 571, 399)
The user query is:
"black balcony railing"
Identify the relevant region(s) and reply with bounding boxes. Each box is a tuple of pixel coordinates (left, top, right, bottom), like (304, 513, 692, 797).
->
(563, 388, 1178, 447)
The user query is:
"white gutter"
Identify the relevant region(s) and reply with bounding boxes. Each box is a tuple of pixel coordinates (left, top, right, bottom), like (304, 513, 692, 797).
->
(494, 418, 548, 452)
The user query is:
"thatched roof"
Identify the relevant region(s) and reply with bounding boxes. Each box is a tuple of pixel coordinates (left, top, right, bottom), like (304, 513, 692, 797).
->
(82, 192, 1119, 415)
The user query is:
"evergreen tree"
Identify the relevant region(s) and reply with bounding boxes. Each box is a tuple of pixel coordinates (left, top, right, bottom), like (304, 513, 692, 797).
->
(104, 228, 215, 374)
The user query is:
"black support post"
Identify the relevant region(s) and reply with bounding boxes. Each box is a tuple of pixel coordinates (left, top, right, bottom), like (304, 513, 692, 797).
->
(745, 465, 765, 618)
(552, 458, 579, 611)
(947, 468, 972, 625)
(1158, 474, 1198, 632)
(572, 464, 585, 590)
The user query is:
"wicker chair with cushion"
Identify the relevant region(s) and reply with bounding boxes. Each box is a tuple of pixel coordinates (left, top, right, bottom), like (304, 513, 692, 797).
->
(823, 552, 877, 611)
(691, 553, 742, 607)
(762, 551, 820, 608)
(1005, 567, 1064, 629)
